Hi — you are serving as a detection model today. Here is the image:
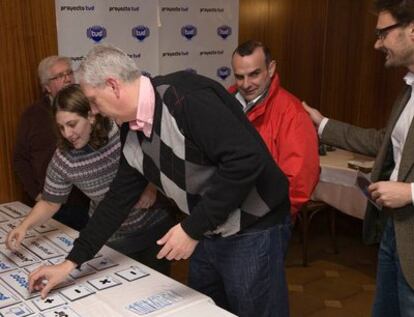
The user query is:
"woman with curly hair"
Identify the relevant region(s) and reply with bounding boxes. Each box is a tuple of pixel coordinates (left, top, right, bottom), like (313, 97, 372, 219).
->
(6, 84, 176, 274)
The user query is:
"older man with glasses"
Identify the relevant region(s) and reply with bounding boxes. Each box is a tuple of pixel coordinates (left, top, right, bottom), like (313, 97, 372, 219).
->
(304, 0, 414, 315)
(13, 56, 90, 230)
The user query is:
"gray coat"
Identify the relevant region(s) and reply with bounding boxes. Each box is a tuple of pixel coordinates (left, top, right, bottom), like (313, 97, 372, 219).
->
(321, 86, 414, 289)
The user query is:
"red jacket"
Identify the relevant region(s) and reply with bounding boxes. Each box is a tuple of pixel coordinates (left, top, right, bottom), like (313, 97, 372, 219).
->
(229, 74, 320, 216)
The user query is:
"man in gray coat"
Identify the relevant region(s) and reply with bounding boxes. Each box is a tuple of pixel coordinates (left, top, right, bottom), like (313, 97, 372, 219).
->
(304, 0, 414, 315)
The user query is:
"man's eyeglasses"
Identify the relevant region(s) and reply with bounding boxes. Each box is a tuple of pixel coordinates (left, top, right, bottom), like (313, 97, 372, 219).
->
(375, 23, 403, 41)
(49, 70, 74, 82)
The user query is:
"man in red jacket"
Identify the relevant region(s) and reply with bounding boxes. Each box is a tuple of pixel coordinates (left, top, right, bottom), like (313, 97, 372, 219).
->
(229, 40, 320, 219)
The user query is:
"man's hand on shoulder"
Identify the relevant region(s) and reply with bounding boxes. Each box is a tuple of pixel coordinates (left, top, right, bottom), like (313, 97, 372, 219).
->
(302, 101, 324, 128)
(156, 224, 198, 260)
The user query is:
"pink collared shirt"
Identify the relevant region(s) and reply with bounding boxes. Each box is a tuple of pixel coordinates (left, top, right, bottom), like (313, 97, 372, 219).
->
(129, 76, 155, 137)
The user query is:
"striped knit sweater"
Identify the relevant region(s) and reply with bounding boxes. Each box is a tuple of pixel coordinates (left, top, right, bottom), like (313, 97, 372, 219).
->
(68, 71, 290, 266)
(42, 122, 167, 241)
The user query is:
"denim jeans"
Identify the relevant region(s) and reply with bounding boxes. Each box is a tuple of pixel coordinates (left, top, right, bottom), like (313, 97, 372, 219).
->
(188, 214, 291, 317)
(372, 218, 414, 317)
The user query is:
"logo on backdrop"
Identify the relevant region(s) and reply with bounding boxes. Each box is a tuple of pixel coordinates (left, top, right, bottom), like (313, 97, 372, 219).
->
(185, 68, 197, 74)
(132, 25, 150, 42)
(217, 67, 231, 80)
(86, 25, 107, 43)
(217, 25, 232, 39)
(181, 25, 197, 40)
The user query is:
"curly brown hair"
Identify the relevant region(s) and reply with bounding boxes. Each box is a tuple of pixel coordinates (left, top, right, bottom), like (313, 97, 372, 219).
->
(52, 84, 112, 151)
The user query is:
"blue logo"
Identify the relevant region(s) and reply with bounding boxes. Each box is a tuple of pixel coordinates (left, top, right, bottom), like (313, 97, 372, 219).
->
(11, 273, 29, 289)
(217, 67, 231, 80)
(181, 25, 197, 40)
(0, 292, 10, 301)
(86, 25, 107, 43)
(58, 236, 73, 247)
(132, 25, 150, 42)
(217, 25, 232, 39)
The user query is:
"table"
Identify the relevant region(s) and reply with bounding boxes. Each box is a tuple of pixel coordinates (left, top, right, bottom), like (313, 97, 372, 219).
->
(312, 148, 374, 219)
(0, 201, 236, 317)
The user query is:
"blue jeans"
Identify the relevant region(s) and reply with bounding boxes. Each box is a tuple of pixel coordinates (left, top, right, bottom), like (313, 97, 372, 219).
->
(372, 218, 414, 317)
(188, 215, 291, 317)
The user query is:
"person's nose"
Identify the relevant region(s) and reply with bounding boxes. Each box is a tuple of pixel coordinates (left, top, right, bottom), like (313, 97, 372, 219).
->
(62, 127, 73, 139)
(374, 38, 383, 50)
(241, 77, 250, 90)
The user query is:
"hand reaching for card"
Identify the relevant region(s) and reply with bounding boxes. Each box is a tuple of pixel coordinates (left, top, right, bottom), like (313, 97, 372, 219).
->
(6, 224, 28, 251)
(29, 260, 76, 298)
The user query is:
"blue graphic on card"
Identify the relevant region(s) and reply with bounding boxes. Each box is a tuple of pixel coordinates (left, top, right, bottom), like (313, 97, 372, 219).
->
(127, 290, 183, 315)
(1, 302, 34, 317)
(0, 270, 38, 299)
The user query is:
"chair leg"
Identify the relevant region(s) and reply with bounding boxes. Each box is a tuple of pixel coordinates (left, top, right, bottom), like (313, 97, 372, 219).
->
(329, 208, 338, 254)
(301, 206, 309, 267)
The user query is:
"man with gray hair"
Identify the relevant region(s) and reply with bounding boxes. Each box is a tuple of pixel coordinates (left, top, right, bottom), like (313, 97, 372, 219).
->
(29, 44, 291, 317)
(14, 55, 89, 230)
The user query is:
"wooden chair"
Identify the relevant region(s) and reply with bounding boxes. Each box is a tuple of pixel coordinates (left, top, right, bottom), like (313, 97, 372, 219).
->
(298, 201, 338, 266)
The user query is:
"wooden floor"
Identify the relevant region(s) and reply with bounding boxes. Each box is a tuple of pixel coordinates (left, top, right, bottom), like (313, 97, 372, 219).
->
(170, 211, 377, 317)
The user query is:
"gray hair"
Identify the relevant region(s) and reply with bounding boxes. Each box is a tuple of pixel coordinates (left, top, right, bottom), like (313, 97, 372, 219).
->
(38, 56, 72, 88)
(77, 44, 141, 87)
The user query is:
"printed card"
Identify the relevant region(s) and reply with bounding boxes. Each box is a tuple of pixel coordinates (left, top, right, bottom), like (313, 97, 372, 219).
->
(0, 269, 38, 299)
(42, 305, 82, 317)
(0, 245, 41, 267)
(0, 202, 30, 219)
(86, 256, 118, 271)
(1, 302, 34, 317)
(48, 256, 65, 265)
(23, 261, 49, 273)
(22, 236, 64, 260)
(60, 283, 95, 301)
(31, 293, 66, 311)
(69, 263, 96, 279)
(0, 253, 18, 273)
(0, 212, 9, 223)
(34, 222, 58, 234)
(87, 275, 121, 290)
(115, 265, 149, 282)
(0, 281, 20, 309)
(127, 290, 183, 315)
(0, 220, 37, 238)
(0, 228, 8, 244)
(45, 232, 74, 253)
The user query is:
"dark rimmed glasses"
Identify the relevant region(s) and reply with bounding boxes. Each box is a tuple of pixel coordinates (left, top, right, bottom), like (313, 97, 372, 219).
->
(49, 69, 74, 82)
(375, 23, 404, 41)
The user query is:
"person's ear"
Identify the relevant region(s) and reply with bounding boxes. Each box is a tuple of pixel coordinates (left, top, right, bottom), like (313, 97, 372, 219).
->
(268, 60, 276, 77)
(105, 77, 120, 99)
(88, 111, 96, 125)
(409, 22, 414, 41)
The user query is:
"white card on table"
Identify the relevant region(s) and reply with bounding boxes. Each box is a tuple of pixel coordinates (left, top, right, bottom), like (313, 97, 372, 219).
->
(0, 253, 18, 273)
(0, 269, 38, 299)
(45, 231, 74, 253)
(42, 305, 82, 317)
(87, 275, 121, 290)
(115, 265, 149, 282)
(31, 293, 66, 311)
(0, 281, 20, 309)
(127, 290, 183, 315)
(0, 228, 8, 244)
(0, 202, 30, 219)
(1, 302, 35, 317)
(0, 245, 41, 267)
(86, 257, 118, 271)
(34, 222, 58, 234)
(60, 283, 95, 301)
(22, 236, 64, 260)
(0, 212, 9, 223)
(23, 261, 49, 273)
(0, 220, 37, 238)
(69, 263, 96, 279)
(48, 256, 65, 265)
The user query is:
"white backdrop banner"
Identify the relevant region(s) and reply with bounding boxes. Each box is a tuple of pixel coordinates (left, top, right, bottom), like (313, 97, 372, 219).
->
(55, 0, 238, 86)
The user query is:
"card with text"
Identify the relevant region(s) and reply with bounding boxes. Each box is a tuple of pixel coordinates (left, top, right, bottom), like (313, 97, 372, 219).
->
(1, 302, 34, 317)
(22, 236, 64, 260)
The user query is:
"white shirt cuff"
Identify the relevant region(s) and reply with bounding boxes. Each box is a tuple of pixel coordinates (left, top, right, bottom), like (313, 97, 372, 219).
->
(411, 183, 414, 205)
(318, 117, 329, 136)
